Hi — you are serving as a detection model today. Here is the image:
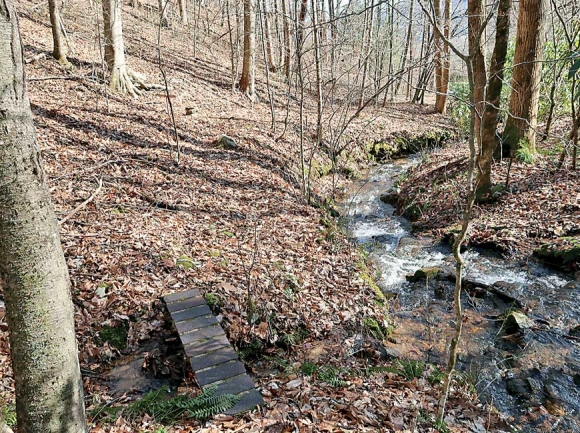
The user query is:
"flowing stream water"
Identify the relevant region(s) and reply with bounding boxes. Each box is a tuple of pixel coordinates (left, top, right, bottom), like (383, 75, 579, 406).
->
(340, 158, 580, 432)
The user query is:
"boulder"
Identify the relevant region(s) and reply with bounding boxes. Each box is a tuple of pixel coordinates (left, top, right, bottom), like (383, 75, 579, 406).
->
(406, 267, 444, 282)
(217, 134, 238, 150)
(505, 311, 535, 333)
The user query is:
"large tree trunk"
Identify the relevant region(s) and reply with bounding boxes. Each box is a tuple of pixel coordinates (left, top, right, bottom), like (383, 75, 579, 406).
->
(240, 0, 256, 97)
(468, 0, 487, 142)
(0, 0, 87, 431)
(476, 0, 512, 201)
(103, 0, 145, 96)
(502, 0, 547, 156)
(48, 0, 70, 66)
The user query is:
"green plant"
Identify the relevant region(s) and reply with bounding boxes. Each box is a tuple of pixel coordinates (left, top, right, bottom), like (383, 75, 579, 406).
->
(98, 324, 129, 350)
(91, 385, 240, 424)
(176, 255, 195, 270)
(515, 138, 536, 164)
(363, 317, 390, 340)
(427, 366, 446, 385)
(317, 365, 349, 387)
(448, 82, 471, 137)
(204, 293, 222, 311)
(300, 361, 318, 376)
(1, 404, 16, 427)
(433, 418, 450, 433)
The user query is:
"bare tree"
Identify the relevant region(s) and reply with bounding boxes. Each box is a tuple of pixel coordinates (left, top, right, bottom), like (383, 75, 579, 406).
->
(103, 0, 147, 96)
(240, 0, 256, 97)
(0, 0, 87, 430)
(49, 0, 70, 66)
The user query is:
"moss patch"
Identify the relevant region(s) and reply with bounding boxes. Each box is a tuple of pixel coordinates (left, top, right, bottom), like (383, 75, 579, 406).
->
(367, 129, 454, 161)
(533, 238, 580, 266)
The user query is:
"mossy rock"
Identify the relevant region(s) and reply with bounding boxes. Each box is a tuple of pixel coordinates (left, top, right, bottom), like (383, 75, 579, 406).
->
(406, 267, 443, 282)
(379, 192, 398, 205)
(217, 134, 238, 150)
(367, 130, 454, 161)
(533, 240, 580, 266)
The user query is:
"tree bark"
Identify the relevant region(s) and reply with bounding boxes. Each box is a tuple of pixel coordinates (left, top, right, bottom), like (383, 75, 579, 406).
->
(48, 0, 70, 66)
(468, 0, 487, 142)
(434, 0, 450, 113)
(502, 0, 547, 156)
(0, 0, 87, 431)
(179, 0, 188, 25)
(281, 0, 291, 79)
(158, 0, 169, 27)
(476, 0, 512, 201)
(240, 0, 256, 97)
(103, 0, 145, 96)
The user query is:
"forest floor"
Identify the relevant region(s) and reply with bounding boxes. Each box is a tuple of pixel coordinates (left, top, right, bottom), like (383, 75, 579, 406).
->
(0, 1, 537, 433)
(392, 122, 580, 272)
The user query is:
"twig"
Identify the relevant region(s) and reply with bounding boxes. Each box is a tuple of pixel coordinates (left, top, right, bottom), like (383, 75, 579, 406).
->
(58, 177, 103, 225)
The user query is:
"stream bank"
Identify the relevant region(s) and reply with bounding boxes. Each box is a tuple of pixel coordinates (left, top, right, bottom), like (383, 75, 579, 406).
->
(339, 157, 580, 432)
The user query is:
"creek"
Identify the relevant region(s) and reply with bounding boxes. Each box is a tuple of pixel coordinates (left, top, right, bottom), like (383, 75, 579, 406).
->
(339, 157, 580, 432)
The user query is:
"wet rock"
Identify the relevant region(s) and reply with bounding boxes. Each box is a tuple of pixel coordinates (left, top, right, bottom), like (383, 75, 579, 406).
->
(217, 134, 238, 150)
(563, 281, 579, 290)
(379, 192, 398, 205)
(505, 311, 535, 333)
(569, 325, 580, 338)
(406, 267, 443, 282)
(533, 241, 580, 266)
(506, 378, 531, 398)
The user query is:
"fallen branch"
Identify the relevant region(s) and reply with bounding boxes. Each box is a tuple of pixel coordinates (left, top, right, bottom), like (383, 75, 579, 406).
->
(59, 177, 103, 225)
(140, 192, 182, 211)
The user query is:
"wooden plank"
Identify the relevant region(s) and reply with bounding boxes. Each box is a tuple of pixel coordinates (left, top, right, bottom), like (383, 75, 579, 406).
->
(175, 315, 218, 334)
(186, 334, 231, 358)
(164, 289, 200, 304)
(165, 290, 263, 415)
(196, 360, 247, 386)
(206, 374, 256, 396)
(224, 390, 264, 415)
(190, 347, 238, 370)
(167, 295, 206, 313)
(172, 304, 211, 322)
(180, 324, 223, 346)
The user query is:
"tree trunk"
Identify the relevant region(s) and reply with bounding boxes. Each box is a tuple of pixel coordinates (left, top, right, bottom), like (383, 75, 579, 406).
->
(240, 0, 256, 97)
(435, 0, 450, 113)
(103, 0, 145, 96)
(468, 0, 487, 142)
(311, 0, 323, 146)
(396, 0, 413, 97)
(48, 0, 70, 66)
(476, 0, 512, 201)
(503, 0, 547, 156)
(158, 0, 169, 27)
(179, 0, 188, 25)
(281, 0, 291, 79)
(358, 0, 375, 108)
(263, 0, 276, 70)
(0, 0, 87, 431)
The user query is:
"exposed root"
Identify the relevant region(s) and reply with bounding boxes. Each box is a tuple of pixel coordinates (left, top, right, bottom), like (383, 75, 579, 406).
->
(109, 65, 148, 97)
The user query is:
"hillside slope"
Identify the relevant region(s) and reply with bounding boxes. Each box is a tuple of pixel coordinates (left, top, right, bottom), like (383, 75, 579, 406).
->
(0, 1, 505, 431)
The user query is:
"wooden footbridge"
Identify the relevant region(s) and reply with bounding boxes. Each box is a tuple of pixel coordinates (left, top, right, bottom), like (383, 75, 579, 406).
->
(164, 289, 264, 415)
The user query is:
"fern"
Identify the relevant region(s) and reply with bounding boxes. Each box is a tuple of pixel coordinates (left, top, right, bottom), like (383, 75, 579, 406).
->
(93, 385, 240, 424)
(318, 366, 349, 387)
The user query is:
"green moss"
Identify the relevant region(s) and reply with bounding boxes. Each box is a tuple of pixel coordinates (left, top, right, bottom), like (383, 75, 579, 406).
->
(406, 267, 443, 282)
(534, 240, 580, 265)
(98, 324, 129, 350)
(204, 293, 222, 310)
(363, 317, 391, 340)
